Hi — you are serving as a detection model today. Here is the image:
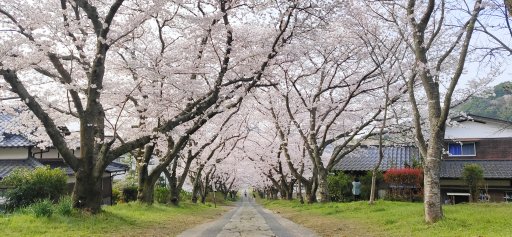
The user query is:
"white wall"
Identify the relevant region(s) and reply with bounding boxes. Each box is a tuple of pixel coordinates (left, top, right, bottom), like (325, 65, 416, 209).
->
(32, 147, 81, 159)
(0, 148, 29, 160)
(445, 121, 512, 139)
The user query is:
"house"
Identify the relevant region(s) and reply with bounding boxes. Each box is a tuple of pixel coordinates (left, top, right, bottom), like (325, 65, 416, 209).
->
(333, 114, 512, 203)
(333, 146, 421, 199)
(441, 114, 512, 202)
(0, 113, 127, 205)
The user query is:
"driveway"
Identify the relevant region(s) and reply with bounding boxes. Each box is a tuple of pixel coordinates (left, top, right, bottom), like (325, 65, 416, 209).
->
(178, 198, 318, 237)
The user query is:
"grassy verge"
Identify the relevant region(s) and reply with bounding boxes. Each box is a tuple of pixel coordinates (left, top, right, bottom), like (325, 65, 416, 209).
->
(262, 200, 512, 237)
(0, 202, 229, 237)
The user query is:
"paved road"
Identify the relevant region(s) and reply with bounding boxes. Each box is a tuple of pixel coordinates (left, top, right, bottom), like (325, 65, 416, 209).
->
(178, 198, 318, 237)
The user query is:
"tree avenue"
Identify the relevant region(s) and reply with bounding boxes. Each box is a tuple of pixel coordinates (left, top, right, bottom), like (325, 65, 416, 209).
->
(0, 0, 509, 225)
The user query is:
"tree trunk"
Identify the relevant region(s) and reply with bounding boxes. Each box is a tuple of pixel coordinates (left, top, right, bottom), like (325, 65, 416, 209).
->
(424, 141, 443, 223)
(369, 171, 378, 203)
(191, 177, 200, 203)
(72, 170, 103, 213)
(286, 180, 295, 200)
(316, 167, 329, 203)
(165, 169, 179, 205)
(298, 179, 304, 204)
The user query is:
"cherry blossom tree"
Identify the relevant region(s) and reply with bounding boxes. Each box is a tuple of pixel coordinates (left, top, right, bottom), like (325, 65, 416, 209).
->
(365, 0, 483, 223)
(0, 0, 303, 212)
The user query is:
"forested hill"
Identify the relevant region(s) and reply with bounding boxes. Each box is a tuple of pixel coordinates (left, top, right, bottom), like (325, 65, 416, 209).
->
(456, 81, 512, 121)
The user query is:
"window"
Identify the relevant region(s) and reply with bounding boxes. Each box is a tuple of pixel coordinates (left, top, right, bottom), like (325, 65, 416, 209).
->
(448, 142, 476, 156)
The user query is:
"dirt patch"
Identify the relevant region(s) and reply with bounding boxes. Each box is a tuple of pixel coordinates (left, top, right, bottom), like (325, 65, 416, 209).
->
(269, 207, 377, 237)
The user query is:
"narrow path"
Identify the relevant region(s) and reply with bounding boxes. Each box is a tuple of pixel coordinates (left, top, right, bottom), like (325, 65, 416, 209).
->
(178, 198, 318, 237)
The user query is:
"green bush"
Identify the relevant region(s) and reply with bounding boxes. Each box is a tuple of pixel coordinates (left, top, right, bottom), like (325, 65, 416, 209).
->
(180, 189, 192, 201)
(154, 187, 170, 204)
(30, 199, 54, 217)
(112, 188, 121, 204)
(327, 172, 352, 202)
(0, 166, 67, 211)
(462, 164, 484, 202)
(360, 171, 384, 200)
(121, 186, 138, 203)
(55, 196, 73, 216)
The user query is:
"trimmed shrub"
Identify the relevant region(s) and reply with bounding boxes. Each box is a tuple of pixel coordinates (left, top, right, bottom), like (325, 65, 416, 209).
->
(462, 164, 484, 202)
(55, 196, 73, 216)
(384, 168, 423, 201)
(30, 199, 54, 217)
(121, 186, 138, 203)
(154, 187, 170, 204)
(327, 172, 352, 202)
(0, 166, 67, 211)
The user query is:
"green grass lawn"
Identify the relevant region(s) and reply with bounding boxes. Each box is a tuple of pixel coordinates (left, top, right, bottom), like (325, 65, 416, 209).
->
(262, 200, 512, 237)
(0, 202, 228, 237)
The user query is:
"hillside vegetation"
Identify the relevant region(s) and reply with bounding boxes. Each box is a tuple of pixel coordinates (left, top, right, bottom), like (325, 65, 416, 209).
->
(457, 81, 512, 120)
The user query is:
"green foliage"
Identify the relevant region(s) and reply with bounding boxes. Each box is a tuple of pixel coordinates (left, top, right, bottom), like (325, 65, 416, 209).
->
(154, 187, 170, 204)
(360, 171, 384, 200)
(462, 164, 484, 202)
(121, 186, 138, 203)
(384, 168, 423, 201)
(113, 170, 138, 203)
(457, 81, 512, 121)
(30, 199, 53, 218)
(327, 172, 352, 202)
(111, 188, 121, 204)
(180, 189, 192, 201)
(55, 196, 73, 216)
(0, 166, 67, 211)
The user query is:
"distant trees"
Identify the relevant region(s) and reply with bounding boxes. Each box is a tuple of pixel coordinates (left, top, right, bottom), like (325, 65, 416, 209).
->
(457, 82, 512, 120)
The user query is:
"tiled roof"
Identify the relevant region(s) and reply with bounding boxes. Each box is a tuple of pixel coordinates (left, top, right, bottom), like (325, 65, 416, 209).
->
(39, 160, 129, 175)
(441, 160, 512, 179)
(333, 146, 421, 171)
(0, 113, 35, 147)
(0, 158, 44, 178)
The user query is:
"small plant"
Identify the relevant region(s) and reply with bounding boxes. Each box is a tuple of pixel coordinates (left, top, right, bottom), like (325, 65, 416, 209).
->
(121, 186, 138, 203)
(31, 199, 54, 217)
(55, 196, 73, 216)
(112, 188, 121, 204)
(462, 164, 484, 202)
(327, 172, 352, 202)
(180, 189, 192, 201)
(154, 187, 170, 204)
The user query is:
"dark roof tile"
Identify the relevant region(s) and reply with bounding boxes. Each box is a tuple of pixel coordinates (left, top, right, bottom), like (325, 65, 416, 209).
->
(0, 113, 35, 147)
(440, 160, 512, 179)
(0, 158, 44, 178)
(333, 146, 420, 171)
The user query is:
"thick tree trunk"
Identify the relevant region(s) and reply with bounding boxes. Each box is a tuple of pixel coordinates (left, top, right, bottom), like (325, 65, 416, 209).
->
(316, 168, 329, 203)
(286, 182, 294, 200)
(72, 170, 103, 213)
(424, 140, 443, 223)
(167, 171, 179, 205)
(304, 183, 316, 204)
(191, 180, 200, 203)
(138, 181, 156, 204)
